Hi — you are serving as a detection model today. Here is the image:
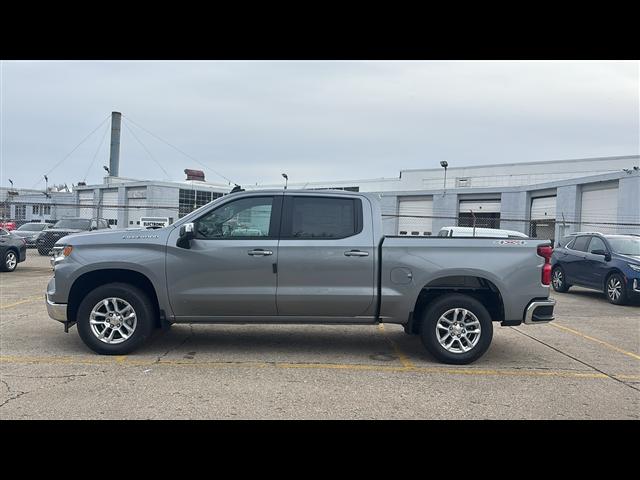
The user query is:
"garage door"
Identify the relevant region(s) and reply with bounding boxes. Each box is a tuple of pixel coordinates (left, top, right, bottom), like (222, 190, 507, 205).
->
(531, 196, 556, 220)
(530, 196, 556, 241)
(459, 199, 501, 229)
(101, 190, 119, 227)
(581, 183, 618, 234)
(459, 200, 501, 214)
(127, 197, 146, 227)
(78, 191, 94, 219)
(398, 197, 433, 236)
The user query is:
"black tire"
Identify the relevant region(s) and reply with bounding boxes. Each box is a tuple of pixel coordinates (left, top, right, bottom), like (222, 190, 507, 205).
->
(76, 282, 156, 355)
(38, 247, 50, 256)
(420, 293, 493, 365)
(1, 249, 18, 272)
(551, 266, 570, 293)
(605, 273, 628, 305)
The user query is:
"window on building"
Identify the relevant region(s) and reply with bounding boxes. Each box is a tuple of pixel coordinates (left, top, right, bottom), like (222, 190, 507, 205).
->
(179, 189, 223, 218)
(32, 205, 40, 215)
(43, 205, 51, 215)
(15, 205, 26, 220)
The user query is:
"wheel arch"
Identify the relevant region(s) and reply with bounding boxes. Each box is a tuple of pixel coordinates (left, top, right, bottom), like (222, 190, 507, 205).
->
(68, 269, 161, 328)
(408, 275, 505, 334)
(604, 268, 626, 291)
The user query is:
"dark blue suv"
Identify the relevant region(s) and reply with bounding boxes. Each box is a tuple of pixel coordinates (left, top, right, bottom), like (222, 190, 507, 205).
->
(551, 233, 640, 305)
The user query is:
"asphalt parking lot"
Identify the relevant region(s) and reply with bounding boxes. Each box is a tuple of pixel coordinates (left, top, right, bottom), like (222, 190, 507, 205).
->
(1, 250, 638, 419)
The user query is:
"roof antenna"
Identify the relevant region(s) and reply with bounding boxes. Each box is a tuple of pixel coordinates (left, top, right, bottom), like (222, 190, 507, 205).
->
(230, 184, 244, 194)
(282, 173, 288, 190)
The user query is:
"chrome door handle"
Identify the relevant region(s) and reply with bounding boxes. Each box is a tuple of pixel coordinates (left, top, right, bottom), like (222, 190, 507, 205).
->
(248, 249, 273, 256)
(344, 250, 369, 257)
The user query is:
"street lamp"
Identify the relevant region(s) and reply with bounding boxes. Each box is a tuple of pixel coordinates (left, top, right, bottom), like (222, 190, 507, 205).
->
(440, 161, 448, 194)
(282, 173, 288, 190)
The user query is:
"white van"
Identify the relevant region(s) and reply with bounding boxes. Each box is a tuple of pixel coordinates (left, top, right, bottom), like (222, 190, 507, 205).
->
(437, 226, 529, 238)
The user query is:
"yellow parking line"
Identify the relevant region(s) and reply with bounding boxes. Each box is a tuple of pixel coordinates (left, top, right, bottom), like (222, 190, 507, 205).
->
(549, 323, 640, 361)
(3, 354, 639, 380)
(0, 295, 42, 310)
(378, 323, 416, 369)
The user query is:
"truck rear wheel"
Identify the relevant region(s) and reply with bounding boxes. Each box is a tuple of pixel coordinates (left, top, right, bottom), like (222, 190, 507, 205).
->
(76, 282, 155, 355)
(420, 293, 493, 365)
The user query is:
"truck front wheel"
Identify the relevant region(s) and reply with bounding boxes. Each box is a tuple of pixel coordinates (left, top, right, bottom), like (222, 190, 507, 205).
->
(76, 282, 155, 355)
(420, 293, 493, 365)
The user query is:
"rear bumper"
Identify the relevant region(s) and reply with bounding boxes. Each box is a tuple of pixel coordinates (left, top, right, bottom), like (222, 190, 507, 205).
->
(523, 298, 556, 324)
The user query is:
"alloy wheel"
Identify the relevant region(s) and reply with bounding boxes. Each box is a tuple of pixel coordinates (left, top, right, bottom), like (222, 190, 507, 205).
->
(6, 252, 17, 270)
(435, 308, 481, 353)
(607, 277, 622, 302)
(89, 297, 137, 344)
(552, 269, 563, 290)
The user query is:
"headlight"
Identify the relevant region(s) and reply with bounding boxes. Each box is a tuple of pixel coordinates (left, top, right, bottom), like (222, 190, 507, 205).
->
(51, 245, 73, 266)
(629, 263, 640, 272)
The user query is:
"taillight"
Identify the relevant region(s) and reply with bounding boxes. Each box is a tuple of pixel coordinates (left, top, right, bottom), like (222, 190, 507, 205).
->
(537, 245, 553, 285)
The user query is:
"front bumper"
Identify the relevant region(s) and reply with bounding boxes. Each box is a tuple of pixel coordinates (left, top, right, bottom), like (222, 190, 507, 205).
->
(523, 298, 556, 324)
(629, 278, 640, 299)
(46, 293, 67, 322)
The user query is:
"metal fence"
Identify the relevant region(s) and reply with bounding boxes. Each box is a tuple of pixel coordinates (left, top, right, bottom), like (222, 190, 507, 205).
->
(1, 202, 639, 255)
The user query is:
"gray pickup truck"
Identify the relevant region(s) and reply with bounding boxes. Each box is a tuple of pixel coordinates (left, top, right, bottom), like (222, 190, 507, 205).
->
(46, 190, 555, 364)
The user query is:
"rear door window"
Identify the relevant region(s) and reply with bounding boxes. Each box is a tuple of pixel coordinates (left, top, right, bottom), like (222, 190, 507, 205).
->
(282, 196, 362, 239)
(571, 236, 590, 252)
(558, 236, 574, 248)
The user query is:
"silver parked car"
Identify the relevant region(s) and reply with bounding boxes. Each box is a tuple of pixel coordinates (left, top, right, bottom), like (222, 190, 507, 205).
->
(12, 222, 52, 247)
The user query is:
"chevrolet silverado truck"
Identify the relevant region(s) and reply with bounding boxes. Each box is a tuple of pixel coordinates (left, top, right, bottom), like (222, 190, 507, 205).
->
(45, 190, 555, 364)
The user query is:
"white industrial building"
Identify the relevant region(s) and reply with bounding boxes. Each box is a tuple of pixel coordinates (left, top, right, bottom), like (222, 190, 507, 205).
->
(4, 111, 637, 242)
(65, 154, 639, 243)
(250, 155, 639, 241)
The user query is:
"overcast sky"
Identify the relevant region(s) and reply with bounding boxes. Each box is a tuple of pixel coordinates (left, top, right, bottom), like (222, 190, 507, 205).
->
(1, 60, 638, 190)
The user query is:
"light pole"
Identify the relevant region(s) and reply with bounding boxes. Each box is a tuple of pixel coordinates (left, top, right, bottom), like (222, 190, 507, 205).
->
(440, 161, 448, 195)
(282, 173, 288, 190)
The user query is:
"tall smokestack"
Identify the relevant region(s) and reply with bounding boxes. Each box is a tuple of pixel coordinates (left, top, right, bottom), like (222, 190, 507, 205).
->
(108, 111, 122, 177)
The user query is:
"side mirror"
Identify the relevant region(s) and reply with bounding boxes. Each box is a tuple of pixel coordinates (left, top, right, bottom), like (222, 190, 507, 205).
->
(591, 249, 611, 261)
(177, 222, 195, 249)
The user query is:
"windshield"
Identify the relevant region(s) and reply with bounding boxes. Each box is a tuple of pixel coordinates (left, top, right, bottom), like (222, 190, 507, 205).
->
(17, 223, 47, 231)
(54, 219, 91, 230)
(606, 236, 640, 256)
